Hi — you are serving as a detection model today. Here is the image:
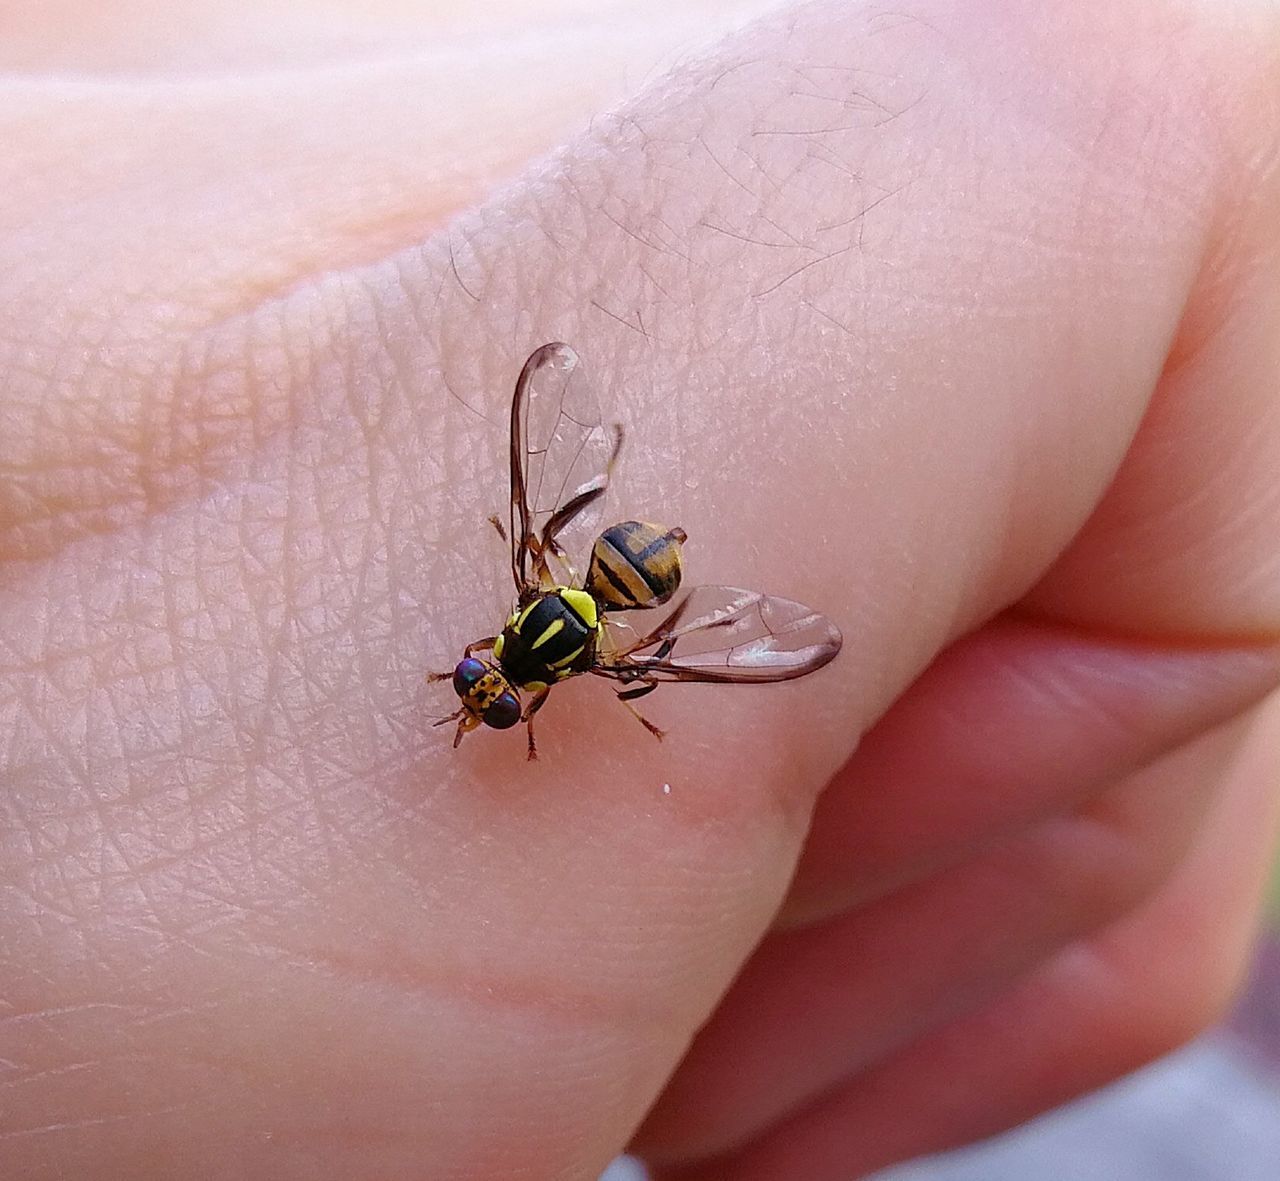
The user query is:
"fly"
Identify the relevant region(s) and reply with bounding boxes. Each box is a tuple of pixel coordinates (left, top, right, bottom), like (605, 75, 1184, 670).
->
(432, 343, 842, 758)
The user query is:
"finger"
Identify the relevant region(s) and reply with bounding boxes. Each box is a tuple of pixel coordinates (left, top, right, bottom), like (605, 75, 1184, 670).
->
(779, 3, 1280, 929)
(637, 704, 1249, 1165)
(784, 615, 1280, 927)
(654, 695, 1280, 1181)
(1023, 182, 1280, 639)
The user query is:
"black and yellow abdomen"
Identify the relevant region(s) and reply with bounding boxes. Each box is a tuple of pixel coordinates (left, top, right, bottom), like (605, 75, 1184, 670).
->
(494, 588, 600, 691)
(586, 520, 687, 611)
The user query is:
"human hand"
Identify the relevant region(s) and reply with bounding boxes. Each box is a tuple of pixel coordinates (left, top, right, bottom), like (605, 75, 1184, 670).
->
(2, 2, 1279, 1179)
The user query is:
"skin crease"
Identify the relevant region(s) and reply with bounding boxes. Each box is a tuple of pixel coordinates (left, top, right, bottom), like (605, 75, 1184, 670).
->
(0, 4, 1278, 1181)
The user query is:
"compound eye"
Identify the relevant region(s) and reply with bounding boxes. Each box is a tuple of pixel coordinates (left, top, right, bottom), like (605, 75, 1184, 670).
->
(452, 657, 488, 697)
(483, 691, 522, 730)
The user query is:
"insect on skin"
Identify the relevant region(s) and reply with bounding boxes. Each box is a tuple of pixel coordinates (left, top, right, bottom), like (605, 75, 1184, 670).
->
(431, 342, 842, 759)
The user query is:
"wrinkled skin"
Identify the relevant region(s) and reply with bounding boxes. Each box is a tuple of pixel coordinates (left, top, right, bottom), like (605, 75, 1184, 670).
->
(2, 2, 1280, 1179)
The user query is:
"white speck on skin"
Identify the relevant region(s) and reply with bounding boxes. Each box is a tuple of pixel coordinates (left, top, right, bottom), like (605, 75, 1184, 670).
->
(662, 783, 672, 796)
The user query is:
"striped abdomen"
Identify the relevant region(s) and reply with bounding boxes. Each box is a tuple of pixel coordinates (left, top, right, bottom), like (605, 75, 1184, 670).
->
(586, 520, 686, 611)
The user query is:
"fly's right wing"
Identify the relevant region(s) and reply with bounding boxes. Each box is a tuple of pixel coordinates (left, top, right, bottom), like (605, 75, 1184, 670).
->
(595, 586, 843, 684)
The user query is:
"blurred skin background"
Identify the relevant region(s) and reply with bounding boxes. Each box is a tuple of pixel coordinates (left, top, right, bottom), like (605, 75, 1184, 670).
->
(2, 2, 1280, 1180)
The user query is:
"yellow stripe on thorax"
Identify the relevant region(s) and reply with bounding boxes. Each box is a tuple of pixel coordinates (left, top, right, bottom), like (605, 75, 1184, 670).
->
(548, 645, 585, 670)
(530, 617, 565, 649)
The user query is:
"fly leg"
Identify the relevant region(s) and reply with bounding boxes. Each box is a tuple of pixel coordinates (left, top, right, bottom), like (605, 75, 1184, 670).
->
(466, 635, 498, 658)
(616, 680, 664, 741)
(523, 687, 551, 761)
(427, 635, 497, 682)
(488, 514, 508, 542)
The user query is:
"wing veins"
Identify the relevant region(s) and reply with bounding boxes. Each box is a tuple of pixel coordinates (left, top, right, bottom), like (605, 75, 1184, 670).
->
(596, 587, 842, 685)
(506, 343, 615, 594)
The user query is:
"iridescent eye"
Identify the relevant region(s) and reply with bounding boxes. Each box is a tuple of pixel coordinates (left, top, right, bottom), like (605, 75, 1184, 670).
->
(452, 657, 487, 697)
(483, 691, 522, 730)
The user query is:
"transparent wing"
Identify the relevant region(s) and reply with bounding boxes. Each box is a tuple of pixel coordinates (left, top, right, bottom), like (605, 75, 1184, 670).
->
(509, 343, 619, 595)
(596, 586, 842, 683)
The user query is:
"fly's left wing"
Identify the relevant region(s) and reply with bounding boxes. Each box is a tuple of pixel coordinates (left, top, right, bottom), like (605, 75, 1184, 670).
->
(509, 343, 621, 597)
(595, 586, 842, 683)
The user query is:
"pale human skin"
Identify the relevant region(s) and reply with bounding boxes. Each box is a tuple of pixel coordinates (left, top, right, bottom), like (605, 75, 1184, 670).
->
(2, 1, 1280, 1178)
